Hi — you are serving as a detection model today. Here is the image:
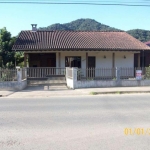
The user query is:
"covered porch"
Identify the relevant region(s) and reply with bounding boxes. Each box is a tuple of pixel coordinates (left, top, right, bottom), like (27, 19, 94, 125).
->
(24, 51, 142, 69)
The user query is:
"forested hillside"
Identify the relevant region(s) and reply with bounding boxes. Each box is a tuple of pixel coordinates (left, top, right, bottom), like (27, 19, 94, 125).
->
(39, 18, 150, 42)
(127, 29, 150, 42)
(39, 19, 120, 31)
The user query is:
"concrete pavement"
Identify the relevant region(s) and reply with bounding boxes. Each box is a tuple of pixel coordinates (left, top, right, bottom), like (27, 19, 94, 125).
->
(1, 85, 150, 98)
(0, 90, 16, 97)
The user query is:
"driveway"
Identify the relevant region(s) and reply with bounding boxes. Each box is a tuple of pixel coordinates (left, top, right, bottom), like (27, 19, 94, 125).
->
(0, 94, 150, 150)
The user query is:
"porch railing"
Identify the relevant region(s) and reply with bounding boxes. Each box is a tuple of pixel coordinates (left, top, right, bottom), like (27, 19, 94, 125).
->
(26, 67, 66, 78)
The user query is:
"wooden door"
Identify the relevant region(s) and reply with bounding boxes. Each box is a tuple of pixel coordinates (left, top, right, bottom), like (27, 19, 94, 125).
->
(88, 57, 95, 78)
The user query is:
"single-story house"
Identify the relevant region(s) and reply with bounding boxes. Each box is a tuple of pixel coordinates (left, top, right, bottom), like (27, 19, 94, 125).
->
(12, 25, 150, 71)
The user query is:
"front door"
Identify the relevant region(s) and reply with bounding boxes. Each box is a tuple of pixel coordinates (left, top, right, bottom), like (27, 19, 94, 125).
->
(88, 57, 95, 78)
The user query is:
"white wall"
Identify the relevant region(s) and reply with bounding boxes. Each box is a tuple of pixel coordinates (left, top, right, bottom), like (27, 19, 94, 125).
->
(58, 51, 135, 69)
(115, 52, 134, 68)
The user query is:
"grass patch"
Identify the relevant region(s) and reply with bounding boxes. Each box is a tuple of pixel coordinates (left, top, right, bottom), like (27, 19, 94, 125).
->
(116, 91, 121, 94)
(89, 92, 98, 95)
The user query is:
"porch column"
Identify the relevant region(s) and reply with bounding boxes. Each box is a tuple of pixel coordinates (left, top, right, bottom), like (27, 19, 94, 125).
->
(112, 53, 115, 68)
(58, 52, 61, 67)
(86, 52, 88, 78)
(24, 53, 27, 67)
(112, 53, 115, 77)
(86, 52, 88, 69)
(138, 53, 140, 68)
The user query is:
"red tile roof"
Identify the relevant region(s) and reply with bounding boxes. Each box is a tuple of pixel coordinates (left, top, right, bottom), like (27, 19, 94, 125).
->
(12, 31, 150, 51)
(145, 41, 150, 47)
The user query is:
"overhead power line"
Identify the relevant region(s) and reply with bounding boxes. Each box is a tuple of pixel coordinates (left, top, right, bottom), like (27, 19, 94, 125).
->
(0, 0, 150, 7)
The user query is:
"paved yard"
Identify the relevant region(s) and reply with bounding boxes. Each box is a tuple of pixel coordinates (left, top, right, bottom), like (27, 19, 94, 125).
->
(0, 94, 150, 150)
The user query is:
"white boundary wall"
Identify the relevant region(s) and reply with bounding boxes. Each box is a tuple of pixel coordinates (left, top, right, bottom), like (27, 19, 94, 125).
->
(0, 68, 27, 91)
(66, 67, 150, 89)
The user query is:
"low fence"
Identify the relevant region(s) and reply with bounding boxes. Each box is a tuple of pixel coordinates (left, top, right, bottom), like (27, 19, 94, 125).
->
(66, 67, 150, 89)
(0, 68, 27, 90)
(77, 67, 150, 81)
(77, 68, 117, 80)
(26, 67, 65, 78)
(0, 68, 17, 81)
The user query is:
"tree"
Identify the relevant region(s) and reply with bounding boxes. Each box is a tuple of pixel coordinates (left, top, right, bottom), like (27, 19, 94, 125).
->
(0, 27, 16, 68)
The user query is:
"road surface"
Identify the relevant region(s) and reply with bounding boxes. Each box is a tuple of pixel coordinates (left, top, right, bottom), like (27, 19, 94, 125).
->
(0, 94, 150, 150)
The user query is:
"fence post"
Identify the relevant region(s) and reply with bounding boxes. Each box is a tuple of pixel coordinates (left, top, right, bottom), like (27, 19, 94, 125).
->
(16, 67, 22, 82)
(72, 67, 77, 89)
(116, 67, 121, 86)
(23, 67, 27, 79)
(65, 67, 68, 80)
(116, 67, 121, 80)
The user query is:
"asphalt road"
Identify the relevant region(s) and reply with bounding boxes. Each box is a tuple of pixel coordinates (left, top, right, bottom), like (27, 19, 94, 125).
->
(0, 94, 150, 150)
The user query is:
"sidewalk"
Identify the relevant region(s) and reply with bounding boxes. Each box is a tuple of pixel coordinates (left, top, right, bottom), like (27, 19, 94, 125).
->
(0, 90, 16, 97)
(2, 86, 150, 98)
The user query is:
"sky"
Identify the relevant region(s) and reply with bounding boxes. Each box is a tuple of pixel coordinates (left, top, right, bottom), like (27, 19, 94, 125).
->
(0, 0, 150, 36)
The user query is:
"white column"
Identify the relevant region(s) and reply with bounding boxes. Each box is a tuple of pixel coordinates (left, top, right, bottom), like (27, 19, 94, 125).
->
(16, 67, 22, 82)
(72, 67, 77, 89)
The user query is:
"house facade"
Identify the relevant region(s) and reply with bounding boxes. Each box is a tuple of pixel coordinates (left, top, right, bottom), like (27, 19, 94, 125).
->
(12, 27, 150, 70)
(143, 41, 150, 67)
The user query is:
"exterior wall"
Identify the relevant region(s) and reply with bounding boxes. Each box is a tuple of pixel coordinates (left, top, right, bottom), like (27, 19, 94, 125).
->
(115, 52, 134, 68)
(60, 51, 136, 68)
(26, 51, 137, 68)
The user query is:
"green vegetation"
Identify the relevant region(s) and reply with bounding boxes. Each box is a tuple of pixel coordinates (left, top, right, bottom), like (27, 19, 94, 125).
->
(39, 18, 120, 32)
(90, 92, 98, 95)
(39, 18, 150, 42)
(145, 66, 150, 79)
(127, 29, 150, 42)
(0, 28, 24, 68)
(116, 91, 121, 94)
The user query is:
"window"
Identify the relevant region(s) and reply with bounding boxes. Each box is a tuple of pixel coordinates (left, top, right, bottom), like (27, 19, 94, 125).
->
(65, 56, 81, 68)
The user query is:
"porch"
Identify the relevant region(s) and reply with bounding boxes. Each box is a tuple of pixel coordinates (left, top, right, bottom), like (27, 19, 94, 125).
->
(24, 51, 142, 69)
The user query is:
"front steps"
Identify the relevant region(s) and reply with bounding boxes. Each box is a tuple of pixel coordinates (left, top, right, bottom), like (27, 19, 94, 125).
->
(27, 77, 66, 85)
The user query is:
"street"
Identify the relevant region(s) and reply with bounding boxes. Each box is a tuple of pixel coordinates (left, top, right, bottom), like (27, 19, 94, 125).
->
(0, 94, 150, 150)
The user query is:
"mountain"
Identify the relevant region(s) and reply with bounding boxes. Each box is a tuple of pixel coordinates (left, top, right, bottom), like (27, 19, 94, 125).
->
(39, 19, 150, 42)
(126, 29, 150, 42)
(39, 19, 120, 31)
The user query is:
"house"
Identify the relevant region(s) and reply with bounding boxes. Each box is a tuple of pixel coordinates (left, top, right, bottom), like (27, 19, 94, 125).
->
(12, 25, 150, 71)
(145, 41, 150, 47)
(143, 41, 150, 67)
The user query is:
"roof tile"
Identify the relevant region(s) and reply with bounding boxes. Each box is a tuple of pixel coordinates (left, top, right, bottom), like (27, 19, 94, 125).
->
(12, 31, 150, 51)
